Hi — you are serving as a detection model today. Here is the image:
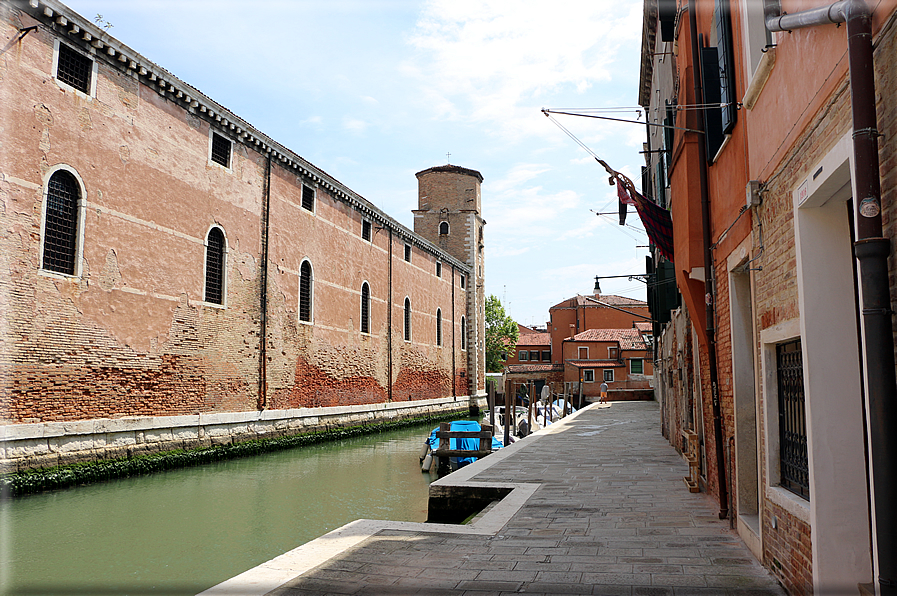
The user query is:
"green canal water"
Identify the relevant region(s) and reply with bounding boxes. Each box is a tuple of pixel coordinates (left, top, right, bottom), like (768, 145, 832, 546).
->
(0, 422, 440, 595)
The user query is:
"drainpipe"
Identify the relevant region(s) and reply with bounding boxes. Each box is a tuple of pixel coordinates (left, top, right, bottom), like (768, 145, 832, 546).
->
(258, 154, 272, 411)
(687, 0, 729, 520)
(764, 1, 897, 590)
(388, 229, 393, 403)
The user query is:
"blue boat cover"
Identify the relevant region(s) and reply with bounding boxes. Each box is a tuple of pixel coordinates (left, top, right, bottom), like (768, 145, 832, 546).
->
(426, 420, 503, 465)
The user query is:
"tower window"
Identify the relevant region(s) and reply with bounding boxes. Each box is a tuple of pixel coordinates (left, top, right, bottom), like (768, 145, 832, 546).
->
(42, 170, 81, 275)
(55, 43, 92, 94)
(436, 262, 442, 278)
(404, 244, 411, 262)
(204, 227, 226, 305)
(299, 260, 313, 322)
(210, 133, 231, 168)
(404, 297, 412, 341)
(362, 219, 372, 242)
(439, 221, 449, 235)
(361, 282, 370, 334)
(302, 184, 315, 212)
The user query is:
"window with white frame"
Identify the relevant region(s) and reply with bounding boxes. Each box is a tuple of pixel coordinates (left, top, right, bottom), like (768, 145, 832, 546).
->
(299, 260, 313, 322)
(583, 369, 595, 383)
(439, 221, 449, 235)
(404, 297, 412, 341)
(630, 358, 644, 375)
(578, 346, 589, 359)
(608, 347, 619, 359)
(603, 369, 614, 382)
(360, 282, 370, 334)
(41, 169, 83, 276)
(55, 42, 93, 95)
(204, 227, 226, 305)
(210, 132, 232, 168)
(519, 351, 528, 361)
(529, 351, 539, 361)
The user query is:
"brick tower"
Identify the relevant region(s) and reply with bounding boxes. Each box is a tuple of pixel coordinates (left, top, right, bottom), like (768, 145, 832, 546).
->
(414, 165, 486, 399)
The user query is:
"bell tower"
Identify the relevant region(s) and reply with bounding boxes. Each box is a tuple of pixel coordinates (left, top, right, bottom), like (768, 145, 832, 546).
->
(414, 165, 486, 399)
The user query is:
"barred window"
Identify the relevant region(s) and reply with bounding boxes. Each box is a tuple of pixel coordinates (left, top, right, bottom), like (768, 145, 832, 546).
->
(362, 220, 372, 242)
(302, 184, 315, 212)
(778, 339, 809, 500)
(204, 227, 226, 304)
(299, 260, 313, 322)
(404, 297, 412, 341)
(56, 43, 92, 94)
(361, 282, 370, 334)
(210, 133, 231, 168)
(439, 221, 449, 235)
(436, 308, 442, 346)
(42, 170, 81, 275)
(404, 244, 411, 262)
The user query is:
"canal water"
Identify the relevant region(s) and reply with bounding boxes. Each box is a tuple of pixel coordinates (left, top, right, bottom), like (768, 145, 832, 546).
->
(0, 422, 442, 595)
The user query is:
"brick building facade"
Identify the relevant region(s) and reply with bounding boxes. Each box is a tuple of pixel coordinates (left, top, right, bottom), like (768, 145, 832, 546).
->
(0, 1, 485, 468)
(640, 0, 897, 592)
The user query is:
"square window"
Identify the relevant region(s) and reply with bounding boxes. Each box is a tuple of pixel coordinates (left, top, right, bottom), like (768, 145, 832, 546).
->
(404, 244, 411, 262)
(583, 369, 595, 383)
(519, 351, 528, 361)
(362, 219, 372, 241)
(529, 351, 539, 361)
(56, 43, 92, 94)
(578, 347, 589, 359)
(609, 347, 619, 359)
(302, 184, 315, 212)
(541, 350, 550, 361)
(211, 132, 231, 168)
(631, 359, 644, 374)
(436, 261, 442, 278)
(603, 369, 614, 382)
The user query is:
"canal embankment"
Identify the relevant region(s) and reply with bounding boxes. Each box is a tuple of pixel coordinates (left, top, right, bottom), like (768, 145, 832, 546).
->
(201, 401, 787, 596)
(0, 395, 485, 475)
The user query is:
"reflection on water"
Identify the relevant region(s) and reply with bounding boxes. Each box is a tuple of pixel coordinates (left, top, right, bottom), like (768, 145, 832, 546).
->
(0, 423, 437, 595)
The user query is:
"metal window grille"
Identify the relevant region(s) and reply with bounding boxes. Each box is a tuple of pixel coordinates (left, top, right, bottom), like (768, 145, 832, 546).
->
(436, 309, 442, 346)
(404, 298, 411, 341)
(361, 283, 370, 334)
(42, 171, 80, 275)
(404, 244, 411, 262)
(56, 43, 92, 94)
(299, 261, 313, 322)
(436, 262, 442, 277)
(777, 339, 809, 500)
(439, 221, 449, 235)
(204, 228, 225, 304)
(362, 220, 371, 241)
(210, 133, 231, 167)
(302, 184, 314, 212)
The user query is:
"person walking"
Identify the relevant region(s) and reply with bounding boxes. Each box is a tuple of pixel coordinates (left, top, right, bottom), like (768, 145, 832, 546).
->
(599, 380, 609, 404)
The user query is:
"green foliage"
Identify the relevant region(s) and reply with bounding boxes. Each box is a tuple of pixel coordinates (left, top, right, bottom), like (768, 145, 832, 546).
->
(0, 411, 464, 498)
(485, 295, 518, 373)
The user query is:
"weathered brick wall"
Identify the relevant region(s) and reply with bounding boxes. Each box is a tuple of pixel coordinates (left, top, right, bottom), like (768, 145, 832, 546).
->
(763, 501, 813, 595)
(0, 4, 478, 432)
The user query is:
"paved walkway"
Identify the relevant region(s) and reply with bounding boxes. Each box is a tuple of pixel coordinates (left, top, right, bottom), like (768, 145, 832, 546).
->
(201, 401, 786, 596)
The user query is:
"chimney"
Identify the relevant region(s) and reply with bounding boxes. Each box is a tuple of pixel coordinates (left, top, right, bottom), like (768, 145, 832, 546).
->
(569, 324, 576, 339)
(593, 276, 601, 297)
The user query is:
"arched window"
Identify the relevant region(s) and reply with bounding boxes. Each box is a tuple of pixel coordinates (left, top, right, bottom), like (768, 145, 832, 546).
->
(404, 297, 412, 342)
(299, 260, 313, 322)
(439, 221, 449, 235)
(204, 227, 226, 305)
(360, 282, 370, 334)
(42, 169, 81, 275)
(461, 316, 467, 350)
(436, 308, 442, 346)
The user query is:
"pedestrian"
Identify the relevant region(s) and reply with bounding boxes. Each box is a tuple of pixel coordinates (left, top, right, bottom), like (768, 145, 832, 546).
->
(599, 380, 608, 404)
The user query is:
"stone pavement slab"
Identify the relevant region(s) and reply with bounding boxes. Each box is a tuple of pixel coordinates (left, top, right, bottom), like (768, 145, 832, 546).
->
(199, 402, 785, 596)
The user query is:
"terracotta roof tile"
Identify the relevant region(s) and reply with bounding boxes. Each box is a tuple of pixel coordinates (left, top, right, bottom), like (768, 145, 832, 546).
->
(549, 294, 648, 310)
(566, 328, 648, 350)
(516, 333, 552, 346)
(566, 359, 625, 368)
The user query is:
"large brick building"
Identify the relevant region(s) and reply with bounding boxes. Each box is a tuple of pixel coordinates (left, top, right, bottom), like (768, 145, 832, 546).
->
(640, 0, 897, 592)
(0, 0, 485, 470)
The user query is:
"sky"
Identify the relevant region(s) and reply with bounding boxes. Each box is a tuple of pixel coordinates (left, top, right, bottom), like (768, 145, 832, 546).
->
(62, 0, 650, 328)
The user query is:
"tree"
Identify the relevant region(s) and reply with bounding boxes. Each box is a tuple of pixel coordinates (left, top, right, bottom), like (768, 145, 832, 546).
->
(485, 295, 518, 373)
